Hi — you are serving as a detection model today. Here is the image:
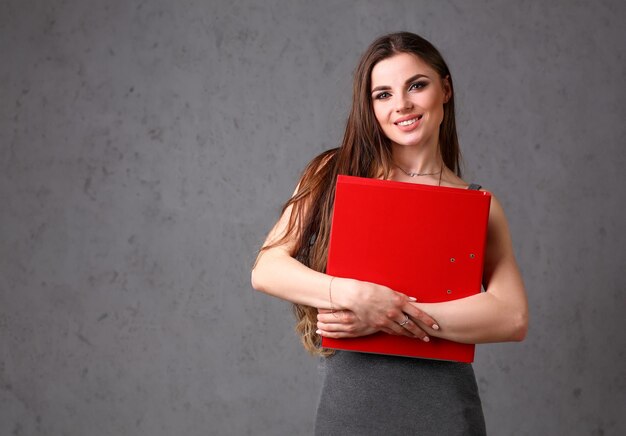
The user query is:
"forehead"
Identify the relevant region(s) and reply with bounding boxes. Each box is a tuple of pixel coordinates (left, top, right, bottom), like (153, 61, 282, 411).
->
(371, 53, 438, 88)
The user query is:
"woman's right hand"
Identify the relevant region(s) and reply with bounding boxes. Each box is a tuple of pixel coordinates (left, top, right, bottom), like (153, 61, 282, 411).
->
(324, 277, 439, 341)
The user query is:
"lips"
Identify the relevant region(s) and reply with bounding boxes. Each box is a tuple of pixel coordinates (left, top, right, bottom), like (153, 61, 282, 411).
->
(394, 115, 422, 127)
(394, 114, 423, 130)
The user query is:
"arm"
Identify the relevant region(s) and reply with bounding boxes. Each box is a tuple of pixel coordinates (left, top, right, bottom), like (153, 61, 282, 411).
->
(411, 194, 529, 344)
(251, 186, 438, 340)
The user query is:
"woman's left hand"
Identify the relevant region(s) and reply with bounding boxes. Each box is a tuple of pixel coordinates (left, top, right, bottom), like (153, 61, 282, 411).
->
(316, 308, 393, 338)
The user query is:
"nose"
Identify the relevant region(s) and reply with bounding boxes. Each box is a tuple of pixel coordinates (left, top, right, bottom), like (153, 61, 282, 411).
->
(394, 92, 413, 112)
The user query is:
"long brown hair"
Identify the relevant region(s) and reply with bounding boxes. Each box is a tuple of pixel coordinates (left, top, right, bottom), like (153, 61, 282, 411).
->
(259, 32, 462, 355)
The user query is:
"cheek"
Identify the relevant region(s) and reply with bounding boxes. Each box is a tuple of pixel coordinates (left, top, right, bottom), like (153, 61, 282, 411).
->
(373, 105, 395, 136)
(372, 104, 385, 125)
(420, 92, 438, 109)
(421, 94, 445, 121)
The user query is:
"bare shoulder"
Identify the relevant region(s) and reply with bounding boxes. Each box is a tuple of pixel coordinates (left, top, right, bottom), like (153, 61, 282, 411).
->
(480, 189, 519, 280)
(481, 190, 509, 230)
(469, 187, 509, 236)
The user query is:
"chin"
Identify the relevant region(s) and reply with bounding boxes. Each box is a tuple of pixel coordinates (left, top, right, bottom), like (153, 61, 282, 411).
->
(388, 135, 427, 148)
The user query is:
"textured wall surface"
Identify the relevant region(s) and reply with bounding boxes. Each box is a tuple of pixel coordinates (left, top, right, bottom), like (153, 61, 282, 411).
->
(1, 0, 625, 435)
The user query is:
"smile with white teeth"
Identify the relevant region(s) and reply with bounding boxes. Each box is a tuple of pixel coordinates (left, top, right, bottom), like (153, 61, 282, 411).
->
(396, 115, 422, 126)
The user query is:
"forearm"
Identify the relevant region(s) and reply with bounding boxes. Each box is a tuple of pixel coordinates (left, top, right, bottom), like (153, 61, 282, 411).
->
(252, 248, 349, 309)
(414, 291, 528, 344)
(254, 248, 441, 340)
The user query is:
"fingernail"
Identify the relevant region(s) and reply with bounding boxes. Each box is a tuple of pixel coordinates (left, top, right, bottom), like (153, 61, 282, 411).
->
(408, 297, 417, 301)
(316, 329, 321, 334)
(432, 324, 439, 330)
(423, 336, 430, 342)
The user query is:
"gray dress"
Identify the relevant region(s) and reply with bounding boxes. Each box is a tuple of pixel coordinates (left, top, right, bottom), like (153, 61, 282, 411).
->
(314, 351, 486, 436)
(314, 183, 486, 436)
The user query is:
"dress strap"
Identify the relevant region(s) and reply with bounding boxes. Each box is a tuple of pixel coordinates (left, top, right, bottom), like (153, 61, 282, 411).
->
(467, 183, 482, 190)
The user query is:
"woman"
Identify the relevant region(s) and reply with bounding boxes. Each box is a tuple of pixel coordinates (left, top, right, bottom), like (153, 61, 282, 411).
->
(251, 32, 528, 435)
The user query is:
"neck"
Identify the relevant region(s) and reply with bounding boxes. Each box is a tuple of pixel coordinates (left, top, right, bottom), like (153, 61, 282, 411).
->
(391, 141, 443, 175)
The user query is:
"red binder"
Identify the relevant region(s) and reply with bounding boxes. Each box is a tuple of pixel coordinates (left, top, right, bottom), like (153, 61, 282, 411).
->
(322, 175, 491, 362)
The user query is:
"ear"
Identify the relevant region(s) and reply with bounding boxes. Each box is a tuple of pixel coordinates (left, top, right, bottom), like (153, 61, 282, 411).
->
(442, 75, 452, 103)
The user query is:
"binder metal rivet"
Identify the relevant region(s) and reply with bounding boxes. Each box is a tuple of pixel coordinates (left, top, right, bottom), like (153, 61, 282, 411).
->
(470, 253, 475, 259)
(450, 257, 455, 262)
(447, 289, 452, 294)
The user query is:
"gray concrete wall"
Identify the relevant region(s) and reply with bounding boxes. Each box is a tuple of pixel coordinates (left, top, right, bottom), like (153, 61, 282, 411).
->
(1, 0, 625, 435)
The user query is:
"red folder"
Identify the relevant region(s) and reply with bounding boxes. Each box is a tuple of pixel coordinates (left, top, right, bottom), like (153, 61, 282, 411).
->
(322, 175, 491, 362)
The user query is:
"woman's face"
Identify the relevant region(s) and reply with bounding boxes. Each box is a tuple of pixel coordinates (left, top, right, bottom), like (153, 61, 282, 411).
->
(370, 52, 450, 150)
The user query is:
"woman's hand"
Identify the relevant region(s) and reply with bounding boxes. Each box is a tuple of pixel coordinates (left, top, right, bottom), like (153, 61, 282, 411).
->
(318, 278, 440, 341)
(316, 308, 380, 338)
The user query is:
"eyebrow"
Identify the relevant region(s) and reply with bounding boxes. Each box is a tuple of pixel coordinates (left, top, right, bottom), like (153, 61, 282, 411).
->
(371, 74, 430, 94)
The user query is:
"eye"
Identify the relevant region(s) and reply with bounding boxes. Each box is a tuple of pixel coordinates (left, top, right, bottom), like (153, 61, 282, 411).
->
(409, 81, 428, 91)
(374, 91, 391, 100)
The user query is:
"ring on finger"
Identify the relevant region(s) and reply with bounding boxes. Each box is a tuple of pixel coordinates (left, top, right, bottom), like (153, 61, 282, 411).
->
(398, 314, 409, 327)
